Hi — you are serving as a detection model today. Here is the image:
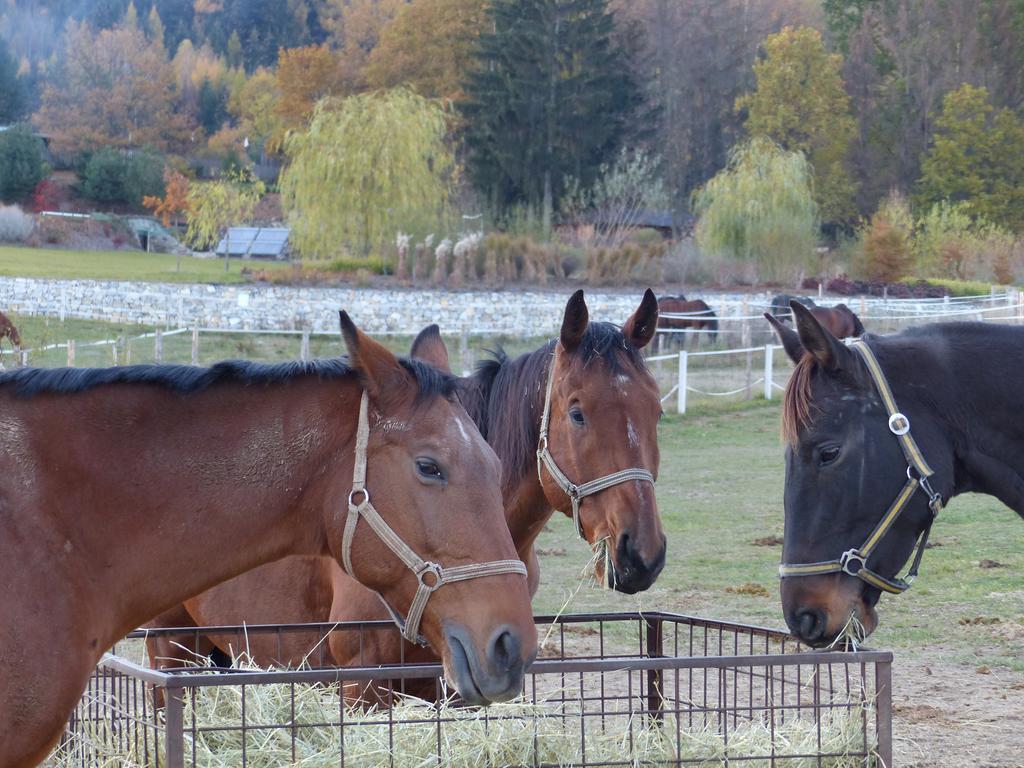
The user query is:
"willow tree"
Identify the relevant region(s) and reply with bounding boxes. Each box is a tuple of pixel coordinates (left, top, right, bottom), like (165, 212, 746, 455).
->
(693, 138, 819, 284)
(185, 170, 265, 271)
(280, 88, 452, 259)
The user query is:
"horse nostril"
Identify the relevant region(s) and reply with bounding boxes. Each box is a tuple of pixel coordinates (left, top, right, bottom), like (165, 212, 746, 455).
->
(488, 628, 520, 674)
(797, 609, 826, 643)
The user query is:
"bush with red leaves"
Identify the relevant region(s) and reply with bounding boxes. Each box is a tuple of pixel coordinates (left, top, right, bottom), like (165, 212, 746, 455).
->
(29, 179, 65, 213)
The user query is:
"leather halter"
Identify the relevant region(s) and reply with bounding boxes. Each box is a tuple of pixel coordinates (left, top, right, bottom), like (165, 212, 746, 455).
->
(536, 351, 656, 540)
(778, 339, 944, 595)
(341, 392, 528, 645)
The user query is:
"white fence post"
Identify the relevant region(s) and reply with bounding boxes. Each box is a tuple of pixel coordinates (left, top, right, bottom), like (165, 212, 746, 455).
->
(763, 344, 773, 401)
(60, 286, 67, 323)
(677, 350, 688, 415)
(300, 330, 311, 361)
(154, 330, 163, 363)
(191, 327, 199, 365)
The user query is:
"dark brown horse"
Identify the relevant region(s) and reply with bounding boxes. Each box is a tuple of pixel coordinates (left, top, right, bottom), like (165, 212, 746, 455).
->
(767, 303, 1023, 647)
(0, 310, 21, 353)
(657, 296, 718, 346)
(769, 294, 816, 323)
(0, 314, 536, 768)
(145, 291, 666, 699)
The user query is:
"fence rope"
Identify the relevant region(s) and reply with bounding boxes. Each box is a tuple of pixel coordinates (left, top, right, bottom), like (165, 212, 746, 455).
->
(686, 378, 766, 397)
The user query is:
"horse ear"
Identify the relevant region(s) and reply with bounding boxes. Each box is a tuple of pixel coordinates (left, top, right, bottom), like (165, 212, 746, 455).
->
(622, 288, 659, 349)
(791, 302, 853, 372)
(339, 311, 408, 403)
(560, 289, 589, 353)
(764, 313, 804, 365)
(409, 324, 451, 374)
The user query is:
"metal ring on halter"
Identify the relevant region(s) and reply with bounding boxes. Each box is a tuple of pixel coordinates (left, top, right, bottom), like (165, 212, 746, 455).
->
(888, 412, 910, 435)
(840, 549, 866, 577)
(415, 562, 443, 590)
(348, 488, 370, 507)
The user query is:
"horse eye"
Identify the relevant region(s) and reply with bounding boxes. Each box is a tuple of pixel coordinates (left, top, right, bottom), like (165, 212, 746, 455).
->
(819, 446, 841, 466)
(568, 407, 586, 426)
(415, 459, 444, 480)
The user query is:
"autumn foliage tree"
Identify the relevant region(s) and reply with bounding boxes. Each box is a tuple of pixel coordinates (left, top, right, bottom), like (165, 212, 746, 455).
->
(36, 18, 189, 155)
(737, 26, 858, 225)
(273, 45, 345, 139)
(365, 0, 488, 102)
(143, 169, 191, 227)
(280, 88, 453, 258)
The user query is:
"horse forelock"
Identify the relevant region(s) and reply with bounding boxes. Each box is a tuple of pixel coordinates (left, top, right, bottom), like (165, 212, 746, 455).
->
(469, 323, 649, 488)
(782, 353, 818, 446)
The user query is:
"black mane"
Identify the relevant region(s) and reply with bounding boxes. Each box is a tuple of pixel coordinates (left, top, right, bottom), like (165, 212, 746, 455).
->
(0, 357, 458, 401)
(461, 321, 648, 488)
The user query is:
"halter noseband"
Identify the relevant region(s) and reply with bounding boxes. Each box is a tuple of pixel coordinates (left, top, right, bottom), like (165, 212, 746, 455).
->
(341, 391, 528, 645)
(779, 339, 944, 595)
(536, 350, 656, 540)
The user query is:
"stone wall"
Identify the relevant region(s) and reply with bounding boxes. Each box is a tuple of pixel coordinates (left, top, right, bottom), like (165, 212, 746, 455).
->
(0, 277, 670, 336)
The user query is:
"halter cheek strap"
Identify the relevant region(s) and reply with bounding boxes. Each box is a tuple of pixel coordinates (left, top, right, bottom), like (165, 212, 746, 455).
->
(536, 352, 656, 540)
(778, 340, 944, 595)
(341, 391, 528, 645)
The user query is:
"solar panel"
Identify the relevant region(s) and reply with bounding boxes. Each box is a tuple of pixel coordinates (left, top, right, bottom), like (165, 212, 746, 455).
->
(215, 227, 289, 259)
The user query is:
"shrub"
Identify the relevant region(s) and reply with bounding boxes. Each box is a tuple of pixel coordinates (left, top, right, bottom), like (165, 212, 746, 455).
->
(0, 124, 47, 202)
(861, 214, 912, 282)
(914, 200, 1017, 282)
(30, 179, 65, 213)
(0, 204, 33, 242)
(80, 148, 166, 205)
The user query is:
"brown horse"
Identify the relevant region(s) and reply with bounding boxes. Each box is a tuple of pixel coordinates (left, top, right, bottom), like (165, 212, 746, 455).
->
(145, 291, 666, 699)
(657, 296, 718, 346)
(0, 310, 21, 354)
(807, 303, 865, 339)
(0, 314, 536, 768)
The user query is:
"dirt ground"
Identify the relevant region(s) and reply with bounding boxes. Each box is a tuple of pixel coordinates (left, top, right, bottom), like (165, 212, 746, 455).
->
(892, 652, 1024, 768)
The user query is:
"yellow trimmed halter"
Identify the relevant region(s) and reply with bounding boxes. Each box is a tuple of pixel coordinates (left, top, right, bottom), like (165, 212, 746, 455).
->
(778, 339, 944, 595)
(342, 392, 528, 645)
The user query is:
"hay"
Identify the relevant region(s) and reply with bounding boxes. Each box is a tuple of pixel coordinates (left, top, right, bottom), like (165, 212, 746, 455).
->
(52, 663, 877, 768)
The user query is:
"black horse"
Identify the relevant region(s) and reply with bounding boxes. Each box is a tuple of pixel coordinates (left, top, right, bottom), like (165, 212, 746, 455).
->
(769, 294, 815, 324)
(767, 302, 1024, 647)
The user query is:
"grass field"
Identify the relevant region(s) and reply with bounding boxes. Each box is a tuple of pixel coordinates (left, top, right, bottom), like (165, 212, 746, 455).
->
(0, 245, 288, 284)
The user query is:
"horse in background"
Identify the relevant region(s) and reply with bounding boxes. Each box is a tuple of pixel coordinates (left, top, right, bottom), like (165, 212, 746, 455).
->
(0, 311, 21, 354)
(808, 303, 865, 339)
(657, 296, 718, 347)
(767, 299, 864, 340)
(770, 295, 816, 323)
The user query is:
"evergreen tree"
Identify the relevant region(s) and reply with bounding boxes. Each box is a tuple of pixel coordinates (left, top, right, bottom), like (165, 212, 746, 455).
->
(0, 125, 47, 203)
(0, 37, 26, 124)
(198, 77, 228, 136)
(461, 0, 642, 220)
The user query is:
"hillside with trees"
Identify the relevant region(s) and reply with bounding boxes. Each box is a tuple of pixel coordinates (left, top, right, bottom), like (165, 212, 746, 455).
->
(0, 0, 1021, 287)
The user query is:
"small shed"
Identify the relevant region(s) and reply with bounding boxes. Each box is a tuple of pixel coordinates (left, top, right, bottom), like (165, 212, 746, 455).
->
(215, 227, 290, 260)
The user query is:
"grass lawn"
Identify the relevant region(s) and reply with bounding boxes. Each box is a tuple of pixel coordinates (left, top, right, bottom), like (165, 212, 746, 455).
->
(531, 404, 1024, 673)
(0, 245, 289, 284)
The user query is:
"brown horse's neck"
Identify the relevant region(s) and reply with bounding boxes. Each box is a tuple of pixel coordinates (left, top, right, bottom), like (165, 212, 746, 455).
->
(461, 344, 561, 552)
(9, 376, 359, 648)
